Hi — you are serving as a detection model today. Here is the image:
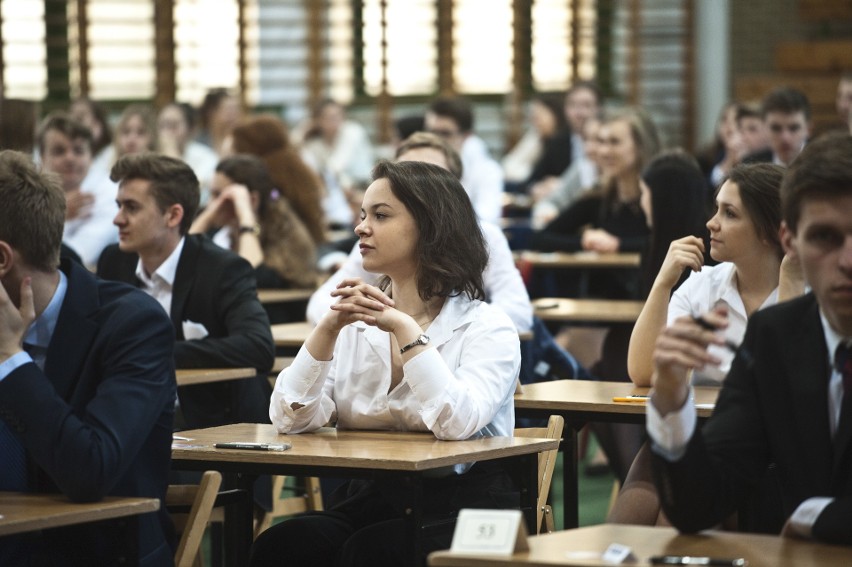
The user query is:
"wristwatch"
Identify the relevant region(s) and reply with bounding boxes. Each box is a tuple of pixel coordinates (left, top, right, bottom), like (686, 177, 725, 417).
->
(238, 223, 261, 236)
(399, 334, 430, 354)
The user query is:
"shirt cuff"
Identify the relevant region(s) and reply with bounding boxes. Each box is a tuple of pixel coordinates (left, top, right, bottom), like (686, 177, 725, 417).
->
(0, 351, 33, 382)
(647, 387, 697, 461)
(788, 497, 833, 538)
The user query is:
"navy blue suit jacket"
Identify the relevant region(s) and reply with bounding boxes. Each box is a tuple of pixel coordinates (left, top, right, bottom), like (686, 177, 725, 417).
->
(652, 293, 852, 545)
(98, 234, 275, 429)
(0, 260, 176, 565)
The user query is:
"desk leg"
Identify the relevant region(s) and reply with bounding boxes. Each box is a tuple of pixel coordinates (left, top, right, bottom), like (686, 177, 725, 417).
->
(563, 426, 579, 529)
(222, 472, 256, 567)
(402, 476, 424, 567)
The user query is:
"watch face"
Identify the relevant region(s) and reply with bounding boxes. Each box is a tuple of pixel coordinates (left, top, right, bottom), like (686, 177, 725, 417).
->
(420, 334, 430, 345)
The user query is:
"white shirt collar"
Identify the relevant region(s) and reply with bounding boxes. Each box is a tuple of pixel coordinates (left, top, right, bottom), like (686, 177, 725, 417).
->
(135, 236, 186, 289)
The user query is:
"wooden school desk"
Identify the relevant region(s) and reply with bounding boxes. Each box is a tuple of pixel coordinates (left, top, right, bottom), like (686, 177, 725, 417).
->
(533, 297, 645, 324)
(257, 288, 315, 305)
(514, 380, 718, 528)
(428, 523, 852, 567)
(0, 492, 160, 566)
(270, 321, 315, 349)
(171, 423, 558, 567)
(514, 251, 641, 270)
(175, 367, 256, 387)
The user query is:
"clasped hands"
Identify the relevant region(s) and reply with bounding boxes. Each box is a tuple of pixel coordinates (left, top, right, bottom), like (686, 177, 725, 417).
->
(320, 278, 402, 333)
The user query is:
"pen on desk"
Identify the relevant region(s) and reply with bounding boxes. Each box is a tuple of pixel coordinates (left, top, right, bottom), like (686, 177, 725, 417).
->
(612, 395, 649, 403)
(214, 442, 290, 451)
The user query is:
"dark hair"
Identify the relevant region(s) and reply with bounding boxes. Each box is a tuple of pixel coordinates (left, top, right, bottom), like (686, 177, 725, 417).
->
(782, 132, 852, 233)
(725, 163, 785, 258)
(70, 97, 113, 154)
(394, 131, 463, 179)
(761, 87, 811, 121)
(533, 93, 569, 132)
(566, 80, 603, 105)
(110, 153, 200, 235)
(0, 151, 65, 271)
(428, 97, 474, 133)
(640, 150, 710, 295)
(372, 160, 487, 301)
(395, 114, 425, 142)
(37, 112, 93, 155)
(199, 88, 234, 129)
(735, 102, 761, 125)
(216, 154, 319, 287)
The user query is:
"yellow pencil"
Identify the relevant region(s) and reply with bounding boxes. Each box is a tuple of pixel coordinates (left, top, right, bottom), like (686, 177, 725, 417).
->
(611, 396, 649, 403)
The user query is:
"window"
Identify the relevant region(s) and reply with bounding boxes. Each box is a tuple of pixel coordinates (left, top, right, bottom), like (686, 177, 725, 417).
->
(1, 0, 47, 99)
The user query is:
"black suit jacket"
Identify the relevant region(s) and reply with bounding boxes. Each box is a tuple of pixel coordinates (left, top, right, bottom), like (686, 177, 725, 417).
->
(0, 260, 176, 566)
(97, 234, 275, 428)
(652, 293, 852, 545)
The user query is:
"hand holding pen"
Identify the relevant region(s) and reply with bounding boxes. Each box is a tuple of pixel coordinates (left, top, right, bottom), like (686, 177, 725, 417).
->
(650, 306, 730, 415)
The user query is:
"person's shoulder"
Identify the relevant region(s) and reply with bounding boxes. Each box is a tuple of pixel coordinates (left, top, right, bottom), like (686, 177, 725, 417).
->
(750, 292, 817, 327)
(189, 234, 250, 268)
(454, 294, 515, 331)
(96, 243, 137, 276)
(68, 261, 168, 326)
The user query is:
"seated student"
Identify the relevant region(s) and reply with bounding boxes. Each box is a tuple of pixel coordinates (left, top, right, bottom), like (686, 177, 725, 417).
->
(307, 132, 533, 334)
(250, 161, 521, 567)
(425, 97, 504, 224)
(190, 154, 318, 290)
(628, 163, 802, 388)
(157, 102, 219, 202)
(0, 151, 175, 565)
(96, 153, 274, 429)
(646, 133, 852, 545)
(743, 87, 811, 167)
(37, 112, 118, 267)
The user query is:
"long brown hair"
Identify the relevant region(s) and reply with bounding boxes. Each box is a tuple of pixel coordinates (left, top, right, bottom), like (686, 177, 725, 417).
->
(216, 154, 318, 287)
(230, 115, 326, 243)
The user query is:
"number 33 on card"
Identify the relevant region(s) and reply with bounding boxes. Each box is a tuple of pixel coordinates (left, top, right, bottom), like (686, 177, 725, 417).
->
(449, 509, 529, 556)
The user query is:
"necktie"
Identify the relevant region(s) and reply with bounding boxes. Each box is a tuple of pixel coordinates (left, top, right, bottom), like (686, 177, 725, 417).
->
(836, 342, 852, 405)
(0, 345, 33, 491)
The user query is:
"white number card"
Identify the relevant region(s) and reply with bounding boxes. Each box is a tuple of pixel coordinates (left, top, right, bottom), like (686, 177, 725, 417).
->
(449, 509, 529, 556)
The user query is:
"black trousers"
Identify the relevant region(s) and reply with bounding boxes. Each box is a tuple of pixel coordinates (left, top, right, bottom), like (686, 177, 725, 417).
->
(249, 462, 518, 567)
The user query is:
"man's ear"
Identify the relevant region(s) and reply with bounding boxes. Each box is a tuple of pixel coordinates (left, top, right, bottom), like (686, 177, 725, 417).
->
(0, 241, 15, 278)
(780, 221, 797, 258)
(165, 204, 185, 230)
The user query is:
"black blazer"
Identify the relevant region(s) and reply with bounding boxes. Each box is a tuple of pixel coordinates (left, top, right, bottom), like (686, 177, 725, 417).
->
(0, 260, 176, 566)
(97, 234, 275, 428)
(652, 293, 852, 545)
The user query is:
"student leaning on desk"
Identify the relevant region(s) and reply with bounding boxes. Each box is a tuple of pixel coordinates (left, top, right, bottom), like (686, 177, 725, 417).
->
(252, 161, 521, 567)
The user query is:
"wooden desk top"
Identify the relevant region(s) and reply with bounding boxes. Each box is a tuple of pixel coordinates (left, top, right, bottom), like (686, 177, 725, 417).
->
(0, 492, 159, 537)
(271, 321, 315, 348)
(272, 322, 531, 348)
(176, 367, 256, 387)
(257, 288, 315, 305)
(514, 379, 718, 419)
(172, 423, 558, 472)
(515, 251, 641, 269)
(428, 523, 852, 566)
(533, 298, 644, 323)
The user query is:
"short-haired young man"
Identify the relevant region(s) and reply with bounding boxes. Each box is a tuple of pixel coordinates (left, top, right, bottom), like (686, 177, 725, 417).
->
(425, 97, 504, 223)
(0, 151, 176, 565)
(96, 153, 274, 429)
(744, 86, 811, 167)
(37, 112, 118, 266)
(648, 133, 852, 545)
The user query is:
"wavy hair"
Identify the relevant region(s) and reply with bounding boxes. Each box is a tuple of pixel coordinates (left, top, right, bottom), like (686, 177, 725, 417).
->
(372, 160, 487, 301)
